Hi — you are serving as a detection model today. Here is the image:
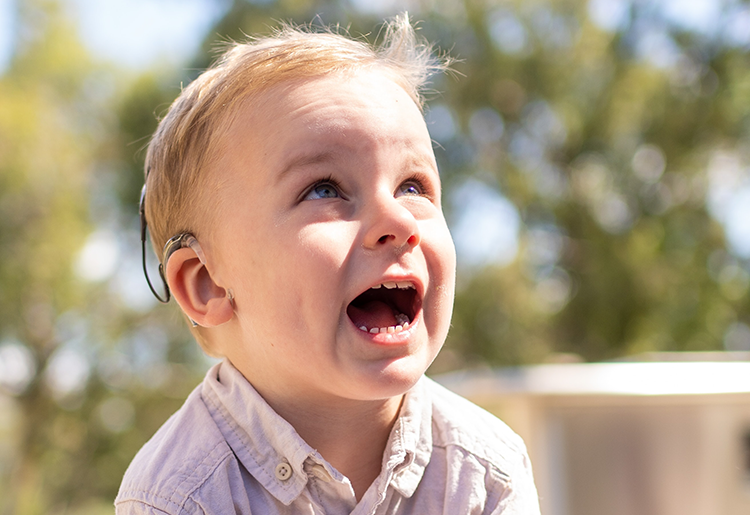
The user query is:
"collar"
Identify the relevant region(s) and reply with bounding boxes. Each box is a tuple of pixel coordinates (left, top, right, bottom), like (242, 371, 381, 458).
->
(378, 376, 433, 498)
(201, 360, 433, 506)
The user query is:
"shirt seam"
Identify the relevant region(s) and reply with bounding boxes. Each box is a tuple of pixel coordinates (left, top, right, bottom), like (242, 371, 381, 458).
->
(432, 438, 512, 482)
(175, 440, 236, 511)
(116, 488, 186, 514)
(308, 474, 325, 514)
(114, 499, 173, 515)
(117, 440, 234, 514)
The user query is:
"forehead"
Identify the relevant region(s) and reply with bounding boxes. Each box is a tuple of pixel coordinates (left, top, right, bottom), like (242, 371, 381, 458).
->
(273, 71, 415, 125)
(215, 70, 433, 175)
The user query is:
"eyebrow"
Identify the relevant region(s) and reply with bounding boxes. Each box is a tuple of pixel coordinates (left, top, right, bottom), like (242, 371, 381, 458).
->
(408, 153, 440, 174)
(277, 151, 338, 182)
(276, 146, 440, 182)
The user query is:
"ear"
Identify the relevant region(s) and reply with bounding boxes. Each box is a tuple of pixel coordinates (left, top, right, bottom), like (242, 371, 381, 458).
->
(165, 247, 234, 327)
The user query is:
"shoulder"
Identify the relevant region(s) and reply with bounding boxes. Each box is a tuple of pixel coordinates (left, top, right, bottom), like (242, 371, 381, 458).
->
(115, 386, 240, 515)
(422, 376, 540, 514)
(425, 376, 528, 468)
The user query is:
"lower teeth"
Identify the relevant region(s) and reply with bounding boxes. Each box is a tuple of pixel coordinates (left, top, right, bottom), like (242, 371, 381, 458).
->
(359, 312, 411, 334)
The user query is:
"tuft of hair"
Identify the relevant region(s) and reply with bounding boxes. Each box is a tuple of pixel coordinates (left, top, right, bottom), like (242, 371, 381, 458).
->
(376, 14, 450, 105)
(142, 13, 450, 354)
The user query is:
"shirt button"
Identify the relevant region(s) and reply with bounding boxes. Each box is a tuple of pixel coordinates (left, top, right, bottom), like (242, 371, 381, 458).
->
(275, 462, 293, 481)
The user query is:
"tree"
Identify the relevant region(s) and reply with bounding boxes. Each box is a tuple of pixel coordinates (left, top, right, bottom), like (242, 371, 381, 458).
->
(0, 2, 203, 513)
(428, 0, 750, 366)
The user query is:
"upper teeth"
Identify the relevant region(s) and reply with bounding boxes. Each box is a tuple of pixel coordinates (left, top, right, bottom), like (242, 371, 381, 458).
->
(373, 281, 414, 290)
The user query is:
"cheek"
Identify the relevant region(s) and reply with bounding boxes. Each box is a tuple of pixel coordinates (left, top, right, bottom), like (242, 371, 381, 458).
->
(252, 223, 356, 314)
(426, 220, 457, 286)
(218, 227, 295, 318)
(423, 222, 457, 330)
(297, 222, 357, 271)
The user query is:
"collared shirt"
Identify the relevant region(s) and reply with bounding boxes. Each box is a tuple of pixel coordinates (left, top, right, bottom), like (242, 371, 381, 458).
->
(115, 360, 540, 514)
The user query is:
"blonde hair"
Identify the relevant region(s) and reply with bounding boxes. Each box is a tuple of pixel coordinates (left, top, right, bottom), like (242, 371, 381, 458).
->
(142, 14, 447, 351)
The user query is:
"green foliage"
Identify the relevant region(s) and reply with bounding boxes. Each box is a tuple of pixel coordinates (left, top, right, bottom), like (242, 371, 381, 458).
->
(0, 2, 207, 513)
(424, 0, 750, 365)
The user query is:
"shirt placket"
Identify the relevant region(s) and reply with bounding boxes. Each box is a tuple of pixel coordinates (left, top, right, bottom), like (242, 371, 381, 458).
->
(303, 457, 358, 515)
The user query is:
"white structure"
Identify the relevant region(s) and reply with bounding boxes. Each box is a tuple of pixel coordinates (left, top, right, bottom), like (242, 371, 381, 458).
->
(437, 353, 750, 515)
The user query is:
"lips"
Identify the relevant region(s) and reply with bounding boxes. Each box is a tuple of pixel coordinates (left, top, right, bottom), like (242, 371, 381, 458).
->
(347, 281, 421, 334)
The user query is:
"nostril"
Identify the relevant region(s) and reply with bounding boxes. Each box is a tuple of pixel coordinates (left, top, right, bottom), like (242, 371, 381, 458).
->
(375, 233, 418, 246)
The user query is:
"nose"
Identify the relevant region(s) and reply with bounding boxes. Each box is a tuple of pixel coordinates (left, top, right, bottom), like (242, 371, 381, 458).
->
(362, 195, 421, 251)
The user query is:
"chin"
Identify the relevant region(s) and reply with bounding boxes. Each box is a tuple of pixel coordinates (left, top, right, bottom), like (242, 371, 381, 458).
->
(350, 356, 432, 401)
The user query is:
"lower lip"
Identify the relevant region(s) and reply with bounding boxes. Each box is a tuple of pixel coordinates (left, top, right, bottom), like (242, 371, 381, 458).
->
(351, 314, 420, 345)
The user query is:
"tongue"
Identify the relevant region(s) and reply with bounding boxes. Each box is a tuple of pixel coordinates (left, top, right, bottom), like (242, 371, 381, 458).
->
(347, 300, 397, 329)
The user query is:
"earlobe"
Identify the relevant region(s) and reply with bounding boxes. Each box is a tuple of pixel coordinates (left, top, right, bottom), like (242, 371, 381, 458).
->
(165, 247, 234, 327)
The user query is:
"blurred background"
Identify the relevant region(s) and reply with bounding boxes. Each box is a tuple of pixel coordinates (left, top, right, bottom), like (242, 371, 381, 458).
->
(1, 0, 750, 513)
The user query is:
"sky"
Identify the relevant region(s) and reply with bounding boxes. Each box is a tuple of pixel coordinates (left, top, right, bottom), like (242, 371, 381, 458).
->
(65, 0, 230, 70)
(0, 0, 230, 72)
(0, 0, 13, 71)
(0, 0, 739, 81)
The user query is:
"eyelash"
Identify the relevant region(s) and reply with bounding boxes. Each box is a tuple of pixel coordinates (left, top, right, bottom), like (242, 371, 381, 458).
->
(401, 175, 434, 200)
(302, 175, 343, 201)
(301, 174, 436, 201)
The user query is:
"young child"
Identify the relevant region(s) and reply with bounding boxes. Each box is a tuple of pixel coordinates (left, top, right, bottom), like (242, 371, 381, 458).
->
(116, 14, 540, 514)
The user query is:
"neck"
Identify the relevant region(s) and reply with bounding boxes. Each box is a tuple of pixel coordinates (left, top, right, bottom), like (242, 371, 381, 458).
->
(268, 391, 403, 501)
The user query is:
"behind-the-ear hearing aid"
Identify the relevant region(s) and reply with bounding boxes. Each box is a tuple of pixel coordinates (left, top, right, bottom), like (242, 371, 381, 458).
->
(140, 181, 233, 318)
(140, 182, 206, 303)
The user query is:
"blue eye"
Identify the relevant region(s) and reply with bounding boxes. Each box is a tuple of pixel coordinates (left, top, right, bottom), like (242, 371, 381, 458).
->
(305, 182, 340, 200)
(397, 180, 423, 197)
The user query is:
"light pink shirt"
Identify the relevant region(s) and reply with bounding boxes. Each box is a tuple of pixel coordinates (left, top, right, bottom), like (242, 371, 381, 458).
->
(115, 360, 540, 514)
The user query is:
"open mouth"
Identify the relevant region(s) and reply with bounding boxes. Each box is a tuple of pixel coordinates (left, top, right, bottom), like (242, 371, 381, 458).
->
(347, 281, 421, 335)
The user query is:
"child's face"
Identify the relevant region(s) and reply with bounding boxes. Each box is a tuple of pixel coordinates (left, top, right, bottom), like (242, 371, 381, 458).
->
(205, 70, 456, 404)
